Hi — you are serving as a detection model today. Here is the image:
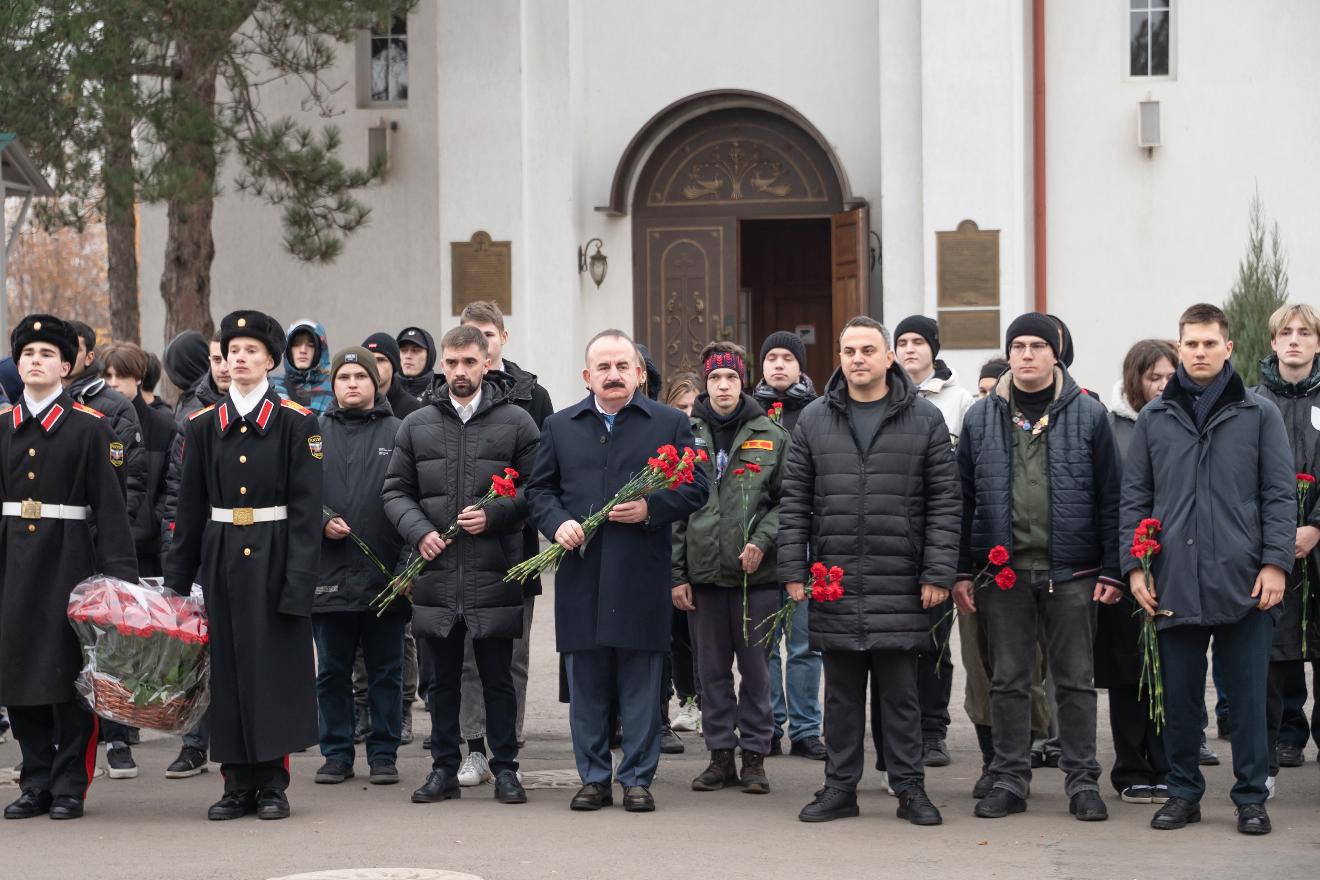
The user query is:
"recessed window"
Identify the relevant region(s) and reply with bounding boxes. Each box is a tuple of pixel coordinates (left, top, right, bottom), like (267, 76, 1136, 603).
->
(369, 16, 408, 104)
(1130, 1, 1171, 77)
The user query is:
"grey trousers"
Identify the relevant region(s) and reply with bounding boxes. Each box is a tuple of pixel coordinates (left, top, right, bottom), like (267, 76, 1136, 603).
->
(460, 594, 535, 742)
(959, 609, 1053, 733)
(979, 573, 1101, 798)
(689, 584, 777, 754)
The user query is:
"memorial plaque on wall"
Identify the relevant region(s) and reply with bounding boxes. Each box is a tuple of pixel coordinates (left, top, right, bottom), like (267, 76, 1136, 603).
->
(451, 231, 512, 315)
(937, 220, 999, 308)
(937, 308, 1000, 349)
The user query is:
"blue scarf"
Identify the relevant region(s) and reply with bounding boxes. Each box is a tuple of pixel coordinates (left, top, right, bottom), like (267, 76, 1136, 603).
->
(1176, 360, 1234, 428)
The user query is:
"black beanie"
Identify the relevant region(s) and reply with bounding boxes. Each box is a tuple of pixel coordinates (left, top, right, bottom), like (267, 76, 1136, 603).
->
(363, 332, 402, 376)
(979, 359, 1011, 382)
(758, 330, 807, 373)
(893, 315, 940, 357)
(1005, 312, 1061, 359)
(1047, 314, 1075, 368)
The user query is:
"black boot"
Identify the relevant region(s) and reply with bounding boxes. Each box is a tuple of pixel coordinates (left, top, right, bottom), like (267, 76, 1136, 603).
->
(740, 750, 769, 794)
(691, 748, 738, 791)
(897, 786, 943, 826)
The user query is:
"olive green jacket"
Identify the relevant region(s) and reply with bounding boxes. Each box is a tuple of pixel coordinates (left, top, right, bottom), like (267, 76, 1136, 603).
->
(672, 410, 788, 588)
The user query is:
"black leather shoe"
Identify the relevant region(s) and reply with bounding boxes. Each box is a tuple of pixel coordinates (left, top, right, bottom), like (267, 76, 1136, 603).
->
(1276, 744, 1304, 768)
(974, 788, 1027, 818)
(494, 770, 527, 804)
(972, 768, 995, 799)
(48, 796, 84, 820)
(798, 785, 859, 823)
(789, 735, 827, 761)
(623, 785, 655, 812)
(569, 782, 613, 811)
(1237, 803, 1271, 835)
(897, 786, 942, 826)
(208, 791, 257, 821)
(4, 790, 53, 819)
(1151, 796, 1201, 830)
(922, 739, 951, 767)
(256, 789, 290, 820)
(1069, 790, 1108, 822)
(659, 726, 684, 755)
(412, 769, 461, 804)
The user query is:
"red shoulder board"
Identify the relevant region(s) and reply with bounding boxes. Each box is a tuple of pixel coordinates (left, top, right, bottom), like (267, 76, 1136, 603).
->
(188, 403, 216, 421)
(280, 399, 313, 416)
(71, 402, 105, 419)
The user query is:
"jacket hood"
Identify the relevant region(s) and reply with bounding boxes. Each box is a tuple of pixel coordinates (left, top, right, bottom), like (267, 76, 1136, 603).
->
(397, 326, 438, 374)
(0, 357, 23, 404)
(1259, 354, 1320, 399)
(823, 361, 916, 415)
(752, 373, 817, 410)
(194, 374, 224, 407)
(1108, 378, 1139, 423)
(281, 319, 330, 382)
(326, 393, 395, 423)
(635, 343, 662, 401)
(691, 392, 765, 432)
(491, 358, 539, 403)
(67, 359, 108, 397)
(162, 330, 210, 390)
(915, 360, 960, 394)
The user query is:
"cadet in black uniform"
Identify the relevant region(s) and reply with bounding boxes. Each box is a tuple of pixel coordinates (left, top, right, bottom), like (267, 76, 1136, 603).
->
(0, 315, 137, 820)
(164, 310, 323, 821)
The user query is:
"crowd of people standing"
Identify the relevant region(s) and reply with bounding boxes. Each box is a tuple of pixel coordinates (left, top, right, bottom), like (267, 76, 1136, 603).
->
(0, 297, 1315, 837)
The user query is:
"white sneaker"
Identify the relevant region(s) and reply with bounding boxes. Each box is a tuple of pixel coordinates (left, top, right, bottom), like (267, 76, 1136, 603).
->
(672, 698, 701, 733)
(879, 771, 897, 797)
(457, 751, 493, 787)
(1265, 775, 1276, 800)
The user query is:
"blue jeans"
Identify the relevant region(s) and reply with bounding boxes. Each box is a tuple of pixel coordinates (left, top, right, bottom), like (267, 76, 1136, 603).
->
(767, 588, 822, 742)
(312, 611, 406, 764)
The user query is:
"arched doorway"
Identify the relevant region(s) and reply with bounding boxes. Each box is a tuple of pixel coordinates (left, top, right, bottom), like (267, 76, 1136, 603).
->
(613, 93, 868, 385)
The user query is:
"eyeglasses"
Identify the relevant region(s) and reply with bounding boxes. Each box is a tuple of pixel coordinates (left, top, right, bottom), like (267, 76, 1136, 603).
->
(1008, 342, 1052, 355)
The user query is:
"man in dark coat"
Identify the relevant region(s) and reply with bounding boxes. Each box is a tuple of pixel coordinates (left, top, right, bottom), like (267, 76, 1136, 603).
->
(164, 309, 323, 822)
(383, 325, 540, 806)
(313, 348, 406, 787)
(528, 329, 708, 813)
(1254, 303, 1320, 778)
(0, 314, 138, 820)
(782, 317, 956, 827)
(1122, 303, 1294, 836)
(396, 326, 438, 400)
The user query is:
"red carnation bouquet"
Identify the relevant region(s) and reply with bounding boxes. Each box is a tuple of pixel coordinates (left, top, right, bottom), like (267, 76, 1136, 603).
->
(757, 562, 844, 648)
(66, 575, 210, 734)
(1132, 518, 1173, 732)
(767, 401, 784, 423)
(371, 469, 521, 615)
(931, 545, 1016, 672)
(1297, 474, 1315, 653)
(507, 444, 699, 583)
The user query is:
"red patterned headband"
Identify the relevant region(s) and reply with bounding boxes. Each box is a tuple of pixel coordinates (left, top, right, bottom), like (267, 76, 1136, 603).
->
(703, 351, 745, 381)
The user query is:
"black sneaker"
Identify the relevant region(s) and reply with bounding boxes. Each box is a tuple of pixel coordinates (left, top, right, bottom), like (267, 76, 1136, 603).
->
(368, 760, 399, 785)
(974, 788, 1027, 818)
(1151, 796, 1200, 830)
(106, 744, 138, 779)
(1236, 803, 1271, 835)
(1121, 784, 1154, 804)
(165, 746, 209, 779)
(1276, 743, 1304, 768)
(659, 725, 685, 755)
(1070, 790, 1108, 821)
(789, 735, 827, 761)
(798, 785, 859, 823)
(897, 786, 942, 826)
(922, 739, 951, 767)
(314, 760, 354, 784)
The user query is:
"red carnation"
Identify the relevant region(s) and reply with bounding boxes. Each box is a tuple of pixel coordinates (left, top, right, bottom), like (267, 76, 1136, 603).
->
(732, 467, 745, 476)
(995, 568, 1017, 590)
(987, 545, 1009, 567)
(744, 462, 762, 473)
(504, 467, 520, 479)
(697, 449, 709, 462)
(1299, 473, 1317, 485)
(810, 562, 828, 581)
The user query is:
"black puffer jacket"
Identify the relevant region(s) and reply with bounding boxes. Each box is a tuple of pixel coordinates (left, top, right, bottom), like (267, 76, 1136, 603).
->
(777, 364, 961, 652)
(382, 377, 540, 640)
(68, 365, 146, 520)
(316, 396, 406, 614)
(130, 393, 179, 569)
(957, 367, 1123, 586)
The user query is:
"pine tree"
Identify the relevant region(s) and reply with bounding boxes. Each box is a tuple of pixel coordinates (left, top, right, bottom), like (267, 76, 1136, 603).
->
(1223, 190, 1288, 387)
(0, 1, 415, 342)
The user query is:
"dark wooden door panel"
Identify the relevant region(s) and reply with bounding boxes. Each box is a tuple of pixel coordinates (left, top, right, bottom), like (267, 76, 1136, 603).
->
(830, 207, 868, 358)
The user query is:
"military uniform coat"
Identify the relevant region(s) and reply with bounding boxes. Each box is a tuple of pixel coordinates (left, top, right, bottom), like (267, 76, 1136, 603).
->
(0, 393, 137, 705)
(163, 385, 323, 764)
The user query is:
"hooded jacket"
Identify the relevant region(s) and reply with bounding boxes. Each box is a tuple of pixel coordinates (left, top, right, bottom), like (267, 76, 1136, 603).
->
(67, 362, 147, 524)
(130, 392, 180, 567)
(777, 364, 962, 652)
(752, 374, 817, 433)
(317, 395, 406, 614)
(914, 361, 975, 447)
(397, 327, 438, 399)
(272, 320, 333, 415)
(162, 330, 210, 393)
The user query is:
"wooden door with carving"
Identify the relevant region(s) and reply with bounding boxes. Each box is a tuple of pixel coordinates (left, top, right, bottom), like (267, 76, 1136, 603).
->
(637, 221, 737, 378)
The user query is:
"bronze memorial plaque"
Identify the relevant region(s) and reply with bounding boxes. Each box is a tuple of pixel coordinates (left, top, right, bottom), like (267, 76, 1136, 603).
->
(938, 308, 1001, 350)
(937, 220, 999, 309)
(451, 231, 512, 315)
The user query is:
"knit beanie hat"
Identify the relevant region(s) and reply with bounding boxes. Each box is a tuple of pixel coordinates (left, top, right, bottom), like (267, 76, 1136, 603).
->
(1047, 314, 1075, 368)
(758, 330, 807, 372)
(362, 332, 402, 376)
(330, 346, 381, 388)
(1005, 313, 1061, 359)
(703, 349, 746, 383)
(979, 359, 1011, 382)
(893, 315, 940, 357)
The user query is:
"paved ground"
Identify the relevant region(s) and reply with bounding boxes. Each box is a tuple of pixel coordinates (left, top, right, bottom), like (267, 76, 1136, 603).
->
(2, 576, 1317, 880)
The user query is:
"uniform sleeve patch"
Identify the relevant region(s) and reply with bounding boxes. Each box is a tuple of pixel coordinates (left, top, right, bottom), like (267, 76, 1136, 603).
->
(740, 439, 774, 451)
(109, 441, 125, 467)
(308, 434, 323, 459)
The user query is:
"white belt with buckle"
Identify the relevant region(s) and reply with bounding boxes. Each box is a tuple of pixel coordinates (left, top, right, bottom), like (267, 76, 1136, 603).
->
(211, 506, 288, 526)
(3, 500, 91, 520)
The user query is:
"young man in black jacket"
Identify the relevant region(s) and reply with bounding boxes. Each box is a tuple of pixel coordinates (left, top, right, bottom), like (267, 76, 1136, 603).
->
(363, 333, 421, 419)
(396, 326, 438, 400)
(313, 348, 407, 787)
(383, 325, 540, 806)
(956, 312, 1123, 823)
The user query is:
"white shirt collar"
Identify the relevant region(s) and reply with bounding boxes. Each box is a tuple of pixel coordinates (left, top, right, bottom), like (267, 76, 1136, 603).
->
(23, 387, 62, 415)
(230, 378, 270, 418)
(452, 385, 482, 423)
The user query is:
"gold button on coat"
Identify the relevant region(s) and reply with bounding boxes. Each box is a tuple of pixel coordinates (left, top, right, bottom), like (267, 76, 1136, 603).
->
(240, 486, 247, 495)
(27, 524, 36, 533)
(239, 455, 247, 463)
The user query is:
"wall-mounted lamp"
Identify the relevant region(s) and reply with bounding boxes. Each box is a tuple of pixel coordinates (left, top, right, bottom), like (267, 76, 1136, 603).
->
(1137, 95, 1161, 159)
(578, 238, 608, 287)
